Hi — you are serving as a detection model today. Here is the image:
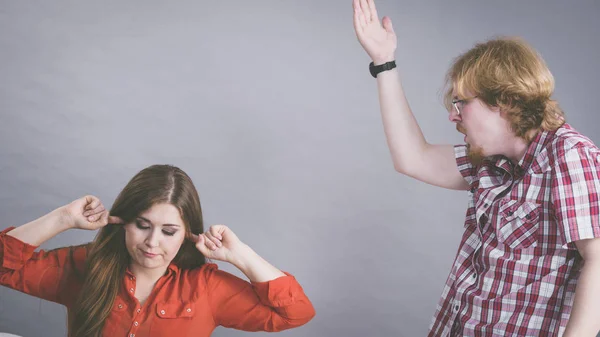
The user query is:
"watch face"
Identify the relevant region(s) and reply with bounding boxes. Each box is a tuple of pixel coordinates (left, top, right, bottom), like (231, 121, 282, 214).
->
(370, 61, 395, 77)
(369, 62, 378, 77)
(370, 68, 377, 77)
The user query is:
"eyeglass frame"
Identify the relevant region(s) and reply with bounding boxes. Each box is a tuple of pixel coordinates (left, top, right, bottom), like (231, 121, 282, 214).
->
(451, 96, 478, 115)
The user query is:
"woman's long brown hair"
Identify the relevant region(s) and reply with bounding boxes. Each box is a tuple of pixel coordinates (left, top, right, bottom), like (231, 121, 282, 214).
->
(69, 164, 206, 337)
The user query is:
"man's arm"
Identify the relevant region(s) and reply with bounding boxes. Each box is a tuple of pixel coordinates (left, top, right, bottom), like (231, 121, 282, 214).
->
(563, 237, 600, 337)
(353, 0, 469, 190)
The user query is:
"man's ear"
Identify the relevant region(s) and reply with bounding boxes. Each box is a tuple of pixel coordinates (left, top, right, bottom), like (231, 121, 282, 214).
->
(491, 104, 502, 114)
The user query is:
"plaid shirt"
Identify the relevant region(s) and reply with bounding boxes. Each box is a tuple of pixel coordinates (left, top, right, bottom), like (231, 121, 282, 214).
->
(427, 123, 600, 337)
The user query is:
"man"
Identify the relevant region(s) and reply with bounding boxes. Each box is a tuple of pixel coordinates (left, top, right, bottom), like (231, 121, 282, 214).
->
(352, 0, 600, 336)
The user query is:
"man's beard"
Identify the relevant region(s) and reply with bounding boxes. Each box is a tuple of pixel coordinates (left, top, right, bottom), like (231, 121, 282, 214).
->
(467, 143, 485, 166)
(458, 124, 485, 165)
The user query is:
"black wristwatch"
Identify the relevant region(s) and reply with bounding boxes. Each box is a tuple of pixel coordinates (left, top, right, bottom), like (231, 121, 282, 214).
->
(369, 60, 396, 78)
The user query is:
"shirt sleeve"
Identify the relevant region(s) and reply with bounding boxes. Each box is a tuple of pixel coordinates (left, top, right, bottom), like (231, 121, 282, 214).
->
(203, 263, 315, 332)
(551, 145, 600, 249)
(0, 226, 86, 305)
(455, 144, 476, 186)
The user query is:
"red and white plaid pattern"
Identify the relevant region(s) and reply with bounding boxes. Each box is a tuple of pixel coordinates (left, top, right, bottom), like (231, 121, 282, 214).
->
(428, 123, 600, 337)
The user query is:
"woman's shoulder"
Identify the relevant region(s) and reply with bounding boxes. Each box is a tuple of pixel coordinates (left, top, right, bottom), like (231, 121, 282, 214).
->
(180, 262, 219, 278)
(171, 263, 220, 296)
(42, 243, 91, 276)
(178, 262, 229, 287)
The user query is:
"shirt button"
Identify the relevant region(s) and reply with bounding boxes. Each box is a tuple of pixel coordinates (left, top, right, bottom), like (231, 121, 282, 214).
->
(186, 308, 192, 313)
(480, 214, 488, 225)
(452, 320, 461, 332)
(136, 309, 141, 313)
(454, 305, 460, 312)
(470, 187, 476, 193)
(160, 310, 166, 315)
(118, 304, 123, 309)
(484, 203, 488, 207)
(134, 321, 138, 326)
(130, 288, 134, 293)
(130, 334, 135, 337)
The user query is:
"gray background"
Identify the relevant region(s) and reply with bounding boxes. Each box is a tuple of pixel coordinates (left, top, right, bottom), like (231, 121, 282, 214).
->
(1, 0, 599, 336)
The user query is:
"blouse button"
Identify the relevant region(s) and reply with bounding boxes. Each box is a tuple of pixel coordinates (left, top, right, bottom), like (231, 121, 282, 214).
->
(160, 310, 166, 315)
(186, 308, 192, 313)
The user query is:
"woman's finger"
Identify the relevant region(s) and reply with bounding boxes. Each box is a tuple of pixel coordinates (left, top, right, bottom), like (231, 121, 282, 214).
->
(87, 213, 100, 222)
(195, 235, 210, 255)
(107, 216, 125, 225)
(84, 205, 105, 217)
(209, 225, 223, 240)
(84, 195, 100, 210)
(204, 232, 221, 250)
(188, 233, 200, 243)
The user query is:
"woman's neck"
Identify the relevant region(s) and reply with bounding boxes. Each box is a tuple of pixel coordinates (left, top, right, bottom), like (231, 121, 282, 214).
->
(129, 263, 169, 284)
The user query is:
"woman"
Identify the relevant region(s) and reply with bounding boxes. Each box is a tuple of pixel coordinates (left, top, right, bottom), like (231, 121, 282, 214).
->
(0, 165, 315, 336)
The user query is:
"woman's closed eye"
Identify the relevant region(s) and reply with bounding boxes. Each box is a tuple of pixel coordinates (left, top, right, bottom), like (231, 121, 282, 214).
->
(135, 220, 176, 236)
(135, 220, 150, 230)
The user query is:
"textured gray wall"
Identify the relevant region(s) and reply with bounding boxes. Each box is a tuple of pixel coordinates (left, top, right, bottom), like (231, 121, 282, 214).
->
(1, 1, 599, 336)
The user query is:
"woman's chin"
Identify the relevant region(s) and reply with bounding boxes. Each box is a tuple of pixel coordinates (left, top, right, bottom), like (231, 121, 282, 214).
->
(134, 255, 164, 269)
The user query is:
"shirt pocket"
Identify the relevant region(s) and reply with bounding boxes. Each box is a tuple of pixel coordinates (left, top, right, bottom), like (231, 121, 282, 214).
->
(101, 299, 130, 336)
(150, 300, 197, 335)
(495, 199, 541, 250)
(155, 300, 195, 319)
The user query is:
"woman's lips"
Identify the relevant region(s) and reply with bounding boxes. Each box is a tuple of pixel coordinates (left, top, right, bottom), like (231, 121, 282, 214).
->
(142, 250, 158, 258)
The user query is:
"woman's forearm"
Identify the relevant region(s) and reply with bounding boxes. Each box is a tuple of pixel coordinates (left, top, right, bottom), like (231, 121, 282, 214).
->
(229, 243, 286, 283)
(7, 207, 72, 246)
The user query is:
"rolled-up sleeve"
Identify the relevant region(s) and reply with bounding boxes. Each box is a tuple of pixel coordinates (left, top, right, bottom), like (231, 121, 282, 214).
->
(204, 264, 315, 332)
(551, 145, 600, 249)
(0, 226, 85, 305)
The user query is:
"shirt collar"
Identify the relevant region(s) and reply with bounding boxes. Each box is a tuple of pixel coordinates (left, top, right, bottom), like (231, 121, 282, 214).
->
(124, 262, 179, 278)
(483, 124, 565, 177)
